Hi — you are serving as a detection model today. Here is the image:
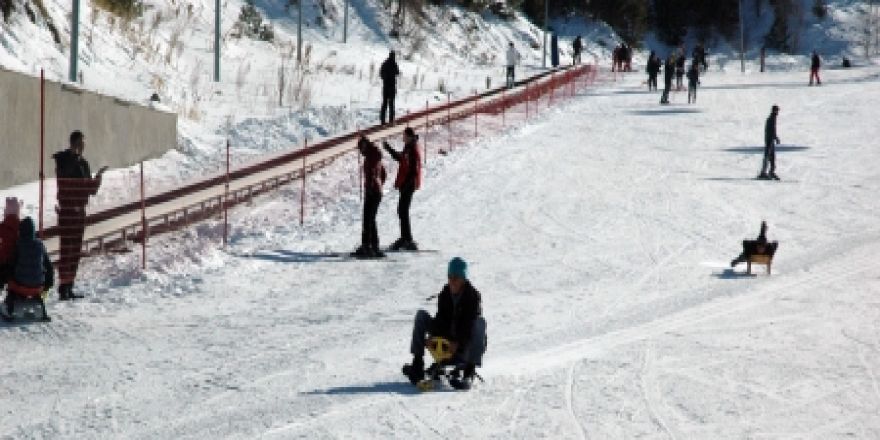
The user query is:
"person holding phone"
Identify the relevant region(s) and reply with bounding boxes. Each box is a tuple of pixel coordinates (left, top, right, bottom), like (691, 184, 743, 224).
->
(52, 130, 106, 300)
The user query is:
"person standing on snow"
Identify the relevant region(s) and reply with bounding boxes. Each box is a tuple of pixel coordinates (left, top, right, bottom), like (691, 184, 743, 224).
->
(572, 36, 583, 65)
(352, 136, 387, 259)
(383, 127, 422, 251)
(646, 51, 661, 91)
(759, 105, 781, 180)
(675, 49, 686, 90)
(660, 54, 675, 104)
(686, 62, 700, 104)
(550, 33, 560, 68)
(402, 257, 486, 390)
(0, 198, 23, 292)
(53, 130, 106, 301)
(809, 51, 822, 86)
(379, 51, 401, 125)
(505, 42, 521, 88)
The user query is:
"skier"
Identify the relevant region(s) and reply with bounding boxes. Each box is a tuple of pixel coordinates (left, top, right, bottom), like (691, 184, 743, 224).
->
(352, 136, 387, 259)
(730, 221, 770, 268)
(809, 51, 822, 86)
(646, 51, 661, 91)
(550, 33, 560, 68)
(572, 36, 583, 65)
(686, 62, 700, 104)
(2, 217, 53, 322)
(379, 51, 401, 125)
(0, 198, 22, 292)
(675, 50, 686, 91)
(759, 105, 781, 180)
(505, 42, 520, 88)
(53, 130, 106, 300)
(660, 54, 675, 104)
(402, 257, 486, 390)
(383, 127, 422, 251)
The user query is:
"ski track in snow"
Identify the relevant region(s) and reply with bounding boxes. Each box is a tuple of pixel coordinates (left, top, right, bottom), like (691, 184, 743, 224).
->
(3, 65, 880, 438)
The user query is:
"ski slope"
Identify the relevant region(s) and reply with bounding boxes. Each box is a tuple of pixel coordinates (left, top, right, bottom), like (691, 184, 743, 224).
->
(2, 64, 880, 438)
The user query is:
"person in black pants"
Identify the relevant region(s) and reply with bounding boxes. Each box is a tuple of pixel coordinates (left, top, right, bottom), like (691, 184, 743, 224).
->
(383, 127, 422, 251)
(646, 51, 661, 91)
(759, 105, 781, 180)
(352, 136, 386, 258)
(379, 51, 400, 125)
(660, 54, 675, 104)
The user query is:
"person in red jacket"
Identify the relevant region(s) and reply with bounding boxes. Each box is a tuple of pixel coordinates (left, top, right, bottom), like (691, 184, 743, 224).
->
(53, 131, 106, 300)
(352, 135, 387, 258)
(383, 127, 423, 251)
(0, 197, 23, 291)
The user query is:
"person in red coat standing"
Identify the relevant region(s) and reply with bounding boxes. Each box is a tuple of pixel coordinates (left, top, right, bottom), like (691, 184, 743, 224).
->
(0, 197, 23, 291)
(383, 127, 423, 251)
(352, 135, 387, 258)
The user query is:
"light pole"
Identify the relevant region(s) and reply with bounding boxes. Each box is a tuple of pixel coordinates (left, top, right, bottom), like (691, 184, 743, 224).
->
(297, 0, 303, 64)
(542, 0, 548, 68)
(343, 0, 348, 43)
(69, 0, 80, 82)
(739, 0, 745, 73)
(214, 0, 220, 82)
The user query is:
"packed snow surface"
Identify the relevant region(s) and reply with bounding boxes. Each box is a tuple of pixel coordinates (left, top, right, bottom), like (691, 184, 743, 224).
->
(2, 63, 880, 438)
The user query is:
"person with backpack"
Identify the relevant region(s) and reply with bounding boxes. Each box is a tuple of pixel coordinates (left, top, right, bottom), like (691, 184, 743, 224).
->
(379, 51, 401, 125)
(352, 136, 387, 259)
(759, 105, 781, 180)
(505, 42, 521, 88)
(2, 217, 53, 322)
(0, 198, 22, 292)
(383, 127, 423, 251)
(686, 62, 700, 104)
(646, 51, 661, 91)
(809, 51, 822, 86)
(402, 257, 486, 390)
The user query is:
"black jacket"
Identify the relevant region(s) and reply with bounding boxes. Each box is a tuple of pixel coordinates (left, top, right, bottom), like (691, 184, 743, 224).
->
(53, 149, 100, 207)
(380, 57, 400, 88)
(811, 54, 821, 69)
(664, 58, 675, 82)
(647, 56, 661, 76)
(765, 113, 779, 145)
(431, 281, 482, 345)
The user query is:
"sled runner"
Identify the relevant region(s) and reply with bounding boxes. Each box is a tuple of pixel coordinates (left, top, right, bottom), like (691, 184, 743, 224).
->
(405, 336, 484, 391)
(2, 281, 51, 322)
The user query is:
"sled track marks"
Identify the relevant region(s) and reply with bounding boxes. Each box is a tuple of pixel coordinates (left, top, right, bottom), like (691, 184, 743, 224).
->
(565, 361, 588, 440)
(640, 344, 677, 440)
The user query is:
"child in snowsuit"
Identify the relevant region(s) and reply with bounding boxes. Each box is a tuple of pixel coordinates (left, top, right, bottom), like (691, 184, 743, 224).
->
(353, 136, 387, 258)
(403, 258, 486, 390)
(687, 63, 700, 104)
(0, 198, 22, 292)
(2, 217, 54, 322)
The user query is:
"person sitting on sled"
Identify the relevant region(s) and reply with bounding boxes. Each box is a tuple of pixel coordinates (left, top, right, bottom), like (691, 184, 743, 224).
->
(403, 257, 487, 390)
(2, 217, 54, 322)
(730, 221, 770, 268)
(0, 198, 23, 292)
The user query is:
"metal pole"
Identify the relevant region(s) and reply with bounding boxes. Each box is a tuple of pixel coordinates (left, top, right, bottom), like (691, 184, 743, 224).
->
(447, 94, 451, 152)
(424, 101, 429, 165)
(140, 162, 146, 270)
(343, 0, 348, 43)
(543, 0, 548, 69)
(39, 70, 45, 236)
(214, 0, 221, 82)
(739, 0, 745, 73)
(473, 94, 477, 139)
(69, 0, 80, 82)
(501, 87, 505, 128)
(297, 0, 303, 64)
(300, 141, 306, 225)
(223, 139, 229, 246)
(526, 81, 529, 119)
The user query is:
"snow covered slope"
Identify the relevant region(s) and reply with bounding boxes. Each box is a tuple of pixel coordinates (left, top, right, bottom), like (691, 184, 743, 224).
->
(2, 62, 879, 437)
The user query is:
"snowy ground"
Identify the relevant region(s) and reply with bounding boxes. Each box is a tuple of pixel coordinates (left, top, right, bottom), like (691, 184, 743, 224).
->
(2, 64, 880, 438)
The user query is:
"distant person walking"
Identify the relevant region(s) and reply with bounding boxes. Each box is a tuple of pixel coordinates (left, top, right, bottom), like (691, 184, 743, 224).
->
(686, 62, 700, 104)
(572, 36, 583, 65)
(646, 51, 661, 91)
(550, 33, 560, 68)
(383, 127, 423, 251)
(505, 42, 521, 88)
(352, 136, 387, 259)
(759, 106, 781, 180)
(660, 54, 675, 104)
(675, 50, 686, 90)
(809, 51, 822, 86)
(379, 51, 400, 125)
(53, 130, 106, 300)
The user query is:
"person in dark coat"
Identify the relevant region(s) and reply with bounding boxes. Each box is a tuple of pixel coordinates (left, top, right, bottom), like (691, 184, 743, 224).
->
(53, 130, 106, 300)
(731, 221, 769, 267)
(550, 33, 560, 68)
(759, 105, 781, 180)
(572, 36, 583, 65)
(0, 198, 22, 292)
(352, 136, 387, 258)
(693, 43, 708, 72)
(379, 51, 401, 125)
(660, 54, 675, 104)
(646, 51, 661, 91)
(383, 127, 422, 251)
(2, 217, 53, 322)
(675, 50, 686, 90)
(403, 257, 486, 390)
(809, 51, 822, 86)
(686, 62, 700, 104)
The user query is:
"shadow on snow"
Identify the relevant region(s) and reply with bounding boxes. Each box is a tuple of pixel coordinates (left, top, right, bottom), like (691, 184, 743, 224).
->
(723, 145, 811, 154)
(303, 381, 433, 396)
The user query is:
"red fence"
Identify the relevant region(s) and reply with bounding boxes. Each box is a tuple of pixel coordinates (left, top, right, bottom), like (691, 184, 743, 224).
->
(37, 64, 599, 271)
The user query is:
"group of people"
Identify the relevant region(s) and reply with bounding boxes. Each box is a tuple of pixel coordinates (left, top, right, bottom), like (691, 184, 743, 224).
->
(612, 43, 633, 72)
(651, 47, 701, 105)
(0, 131, 104, 321)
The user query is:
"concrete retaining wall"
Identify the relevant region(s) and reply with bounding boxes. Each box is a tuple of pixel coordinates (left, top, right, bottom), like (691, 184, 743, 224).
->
(0, 67, 177, 189)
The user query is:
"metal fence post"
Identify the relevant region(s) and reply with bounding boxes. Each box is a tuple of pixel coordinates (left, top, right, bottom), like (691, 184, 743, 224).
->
(140, 162, 146, 270)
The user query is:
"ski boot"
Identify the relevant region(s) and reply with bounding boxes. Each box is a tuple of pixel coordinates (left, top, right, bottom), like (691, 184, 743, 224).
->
(402, 356, 425, 386)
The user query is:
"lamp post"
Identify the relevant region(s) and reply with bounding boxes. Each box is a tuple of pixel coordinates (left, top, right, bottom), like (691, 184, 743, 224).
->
(69, 0, 80, 82)
(297, 0, 303, 63)
(214, 0, 221, 82)
(739, 0, 745, 73)
(343, 0, 349, 43)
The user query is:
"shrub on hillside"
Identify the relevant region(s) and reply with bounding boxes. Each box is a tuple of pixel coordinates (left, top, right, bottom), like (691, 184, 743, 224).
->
(1, 0, 14, 23)
(93, 0, 143, 20)
(233, 0, 274, 42)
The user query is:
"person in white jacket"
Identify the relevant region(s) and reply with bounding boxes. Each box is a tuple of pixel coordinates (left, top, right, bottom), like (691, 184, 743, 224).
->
(505, 42, 521, 88)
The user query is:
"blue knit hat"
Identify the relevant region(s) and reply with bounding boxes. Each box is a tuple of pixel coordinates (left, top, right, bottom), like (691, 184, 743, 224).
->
(447, 257, 468, 279)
